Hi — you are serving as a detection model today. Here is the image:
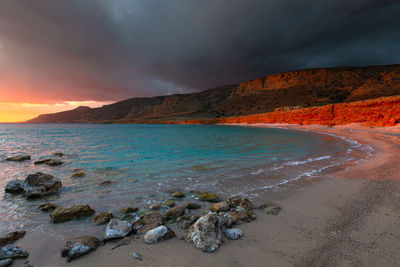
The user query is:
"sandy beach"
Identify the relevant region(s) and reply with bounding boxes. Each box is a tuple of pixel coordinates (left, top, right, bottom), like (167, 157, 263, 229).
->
(10, 124, 400, 267)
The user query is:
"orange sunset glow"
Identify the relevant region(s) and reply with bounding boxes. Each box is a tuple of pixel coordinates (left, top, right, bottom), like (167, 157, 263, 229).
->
(0, 101, 112, 123)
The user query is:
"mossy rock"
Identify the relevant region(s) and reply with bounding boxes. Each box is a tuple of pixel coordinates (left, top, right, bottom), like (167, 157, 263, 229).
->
(162, 199, 175, 207)
(185, 202, 201, 210)
(92, 212, 114, 224)
(172, 191, 185, 198)
(198, 192, 219, 202)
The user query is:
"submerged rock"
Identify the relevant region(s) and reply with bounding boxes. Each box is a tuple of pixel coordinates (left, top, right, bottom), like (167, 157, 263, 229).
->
(0, 231, 26, 247)
(149, 203, 160, 210)
(4, 180, 24, 194)
(186, 214, 222, 253)
(61, 236, 100, 262)
(210, 202, 229, 213)
(118, 206, 138, 214)
(172, 191, 185, 198)
(50, 204, 95, 223)
(38, 203, 57, 212)
(0, 258, 13, 267)
(104, 219, 132, 240)
(71, 172, 85, 178)
(0, 245, 29, 260)
(53, 152, 64, 157)
(93, 212, 114, 225)
(184, 202, 201, 210)
(198, 192, 219, 202)
(224, 228, 243, 240)
(144, 226, 175, 244)
(5, 155, 30, 162)
(34, 159, 63, 166)
(24, 172, 62, 198)
(165, 206, 185, 220)
(162, 199, 175, 207)
(260, 203, 281, 215)
(98, 180, 113, 186)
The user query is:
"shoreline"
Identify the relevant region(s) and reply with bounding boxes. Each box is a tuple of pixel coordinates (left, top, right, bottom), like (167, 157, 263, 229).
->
(9, 124, 400, 266)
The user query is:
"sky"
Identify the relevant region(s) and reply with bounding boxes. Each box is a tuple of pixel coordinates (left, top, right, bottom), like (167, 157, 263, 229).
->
(0, 0, 399, 122)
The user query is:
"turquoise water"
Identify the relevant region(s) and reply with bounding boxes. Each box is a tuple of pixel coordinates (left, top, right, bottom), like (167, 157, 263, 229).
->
(0, 124, 363, 237)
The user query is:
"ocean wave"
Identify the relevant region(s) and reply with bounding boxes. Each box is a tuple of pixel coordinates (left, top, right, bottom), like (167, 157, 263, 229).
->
(285, 155, 332, 166)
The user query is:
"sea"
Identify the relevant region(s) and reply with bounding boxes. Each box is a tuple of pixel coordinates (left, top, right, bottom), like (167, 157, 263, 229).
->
(0, 123, 371, 238)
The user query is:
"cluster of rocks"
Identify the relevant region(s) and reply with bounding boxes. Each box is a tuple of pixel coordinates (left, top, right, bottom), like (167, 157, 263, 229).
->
(5, 172, 62, 199)
(3, 165, 283, 263)
(5, 152, 64, 166)
(0, 231, 28, 266)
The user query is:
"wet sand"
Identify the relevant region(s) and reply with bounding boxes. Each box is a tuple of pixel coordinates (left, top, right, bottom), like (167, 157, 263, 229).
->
(12, 124, 400, 267)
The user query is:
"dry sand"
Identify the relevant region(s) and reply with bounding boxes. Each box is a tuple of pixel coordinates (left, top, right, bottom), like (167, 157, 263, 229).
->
(12, 124, 400, 267)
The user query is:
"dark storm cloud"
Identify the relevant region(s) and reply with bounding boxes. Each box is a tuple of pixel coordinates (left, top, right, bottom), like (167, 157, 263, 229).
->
(0, 0, 399, 102)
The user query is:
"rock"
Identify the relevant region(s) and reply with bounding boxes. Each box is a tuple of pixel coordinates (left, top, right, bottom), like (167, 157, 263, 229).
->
(71, 172, 85, 178)
(144, 226, 175, 244)
(133, 212, 164, 235)
(4, 180, 24, 194)
(260, 203, 281, 215)
(0, 258, 13, 267)
(5, 155, 30, 162)
(0, 231, 26, 247)
(229, 210, 251, 224)
(184, 202, 201, 210)
(186, 214, 222, 253)
(149, 203, 160, 210)
(38, 203, 57, 212)
(227, 195, 252, 211)
(181, 221, 191, 229)
(92, 212, 114, 224)
(198, 192, 219, 202)
(172, 191, 185, 198)
(0, 245, 29, 260)
(165, 206, 185, 220)
(162, 199, 175, 207)
(223, 214, 234, 228)
(50, 204, 95, 223)
(24, 172, 62, 198)
(247, 210, 257, 220)
(190, 215, 201, 225)
(118, 206, 138, 214)
(46, 159, 63, 166)
(224, 228, 243, 240)
(34, 159, 62, 166)
(53, 152, 64, 157)
(98, 180, 113, 186)
(210, 202, 229, 213)
(132, 252, 142, 261)
(61, 236, 100, 262)
(104, 219, 132, 239)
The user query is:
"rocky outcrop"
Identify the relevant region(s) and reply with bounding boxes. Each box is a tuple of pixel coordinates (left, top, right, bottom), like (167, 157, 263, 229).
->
(186, 214, 222, 253)
(61, 236, 100, 262)
(50, 204, 95, 223)
(144, 226, 175, 244)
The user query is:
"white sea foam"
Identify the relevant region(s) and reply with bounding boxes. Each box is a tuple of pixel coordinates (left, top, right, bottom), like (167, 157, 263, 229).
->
(285, 155, 332, 166)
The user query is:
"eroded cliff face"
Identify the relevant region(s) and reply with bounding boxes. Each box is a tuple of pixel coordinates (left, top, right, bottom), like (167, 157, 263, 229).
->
(27, 64, 400, 125)
(182, 96, 400, 127)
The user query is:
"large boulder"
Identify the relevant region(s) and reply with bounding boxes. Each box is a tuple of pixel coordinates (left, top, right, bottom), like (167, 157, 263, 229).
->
(24, 172, 62, 198)
(0, 245, 29, 260)
(5, 155, 30, 162)
(61, 236, 100, 262)
(104, 219, 132, 240)
(144, 226, 175, 244)
(0, 231, 25, 247)
(4, 180, 24, 194)
(50, 204, 95, 223)
(186, 214, 222, 253)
